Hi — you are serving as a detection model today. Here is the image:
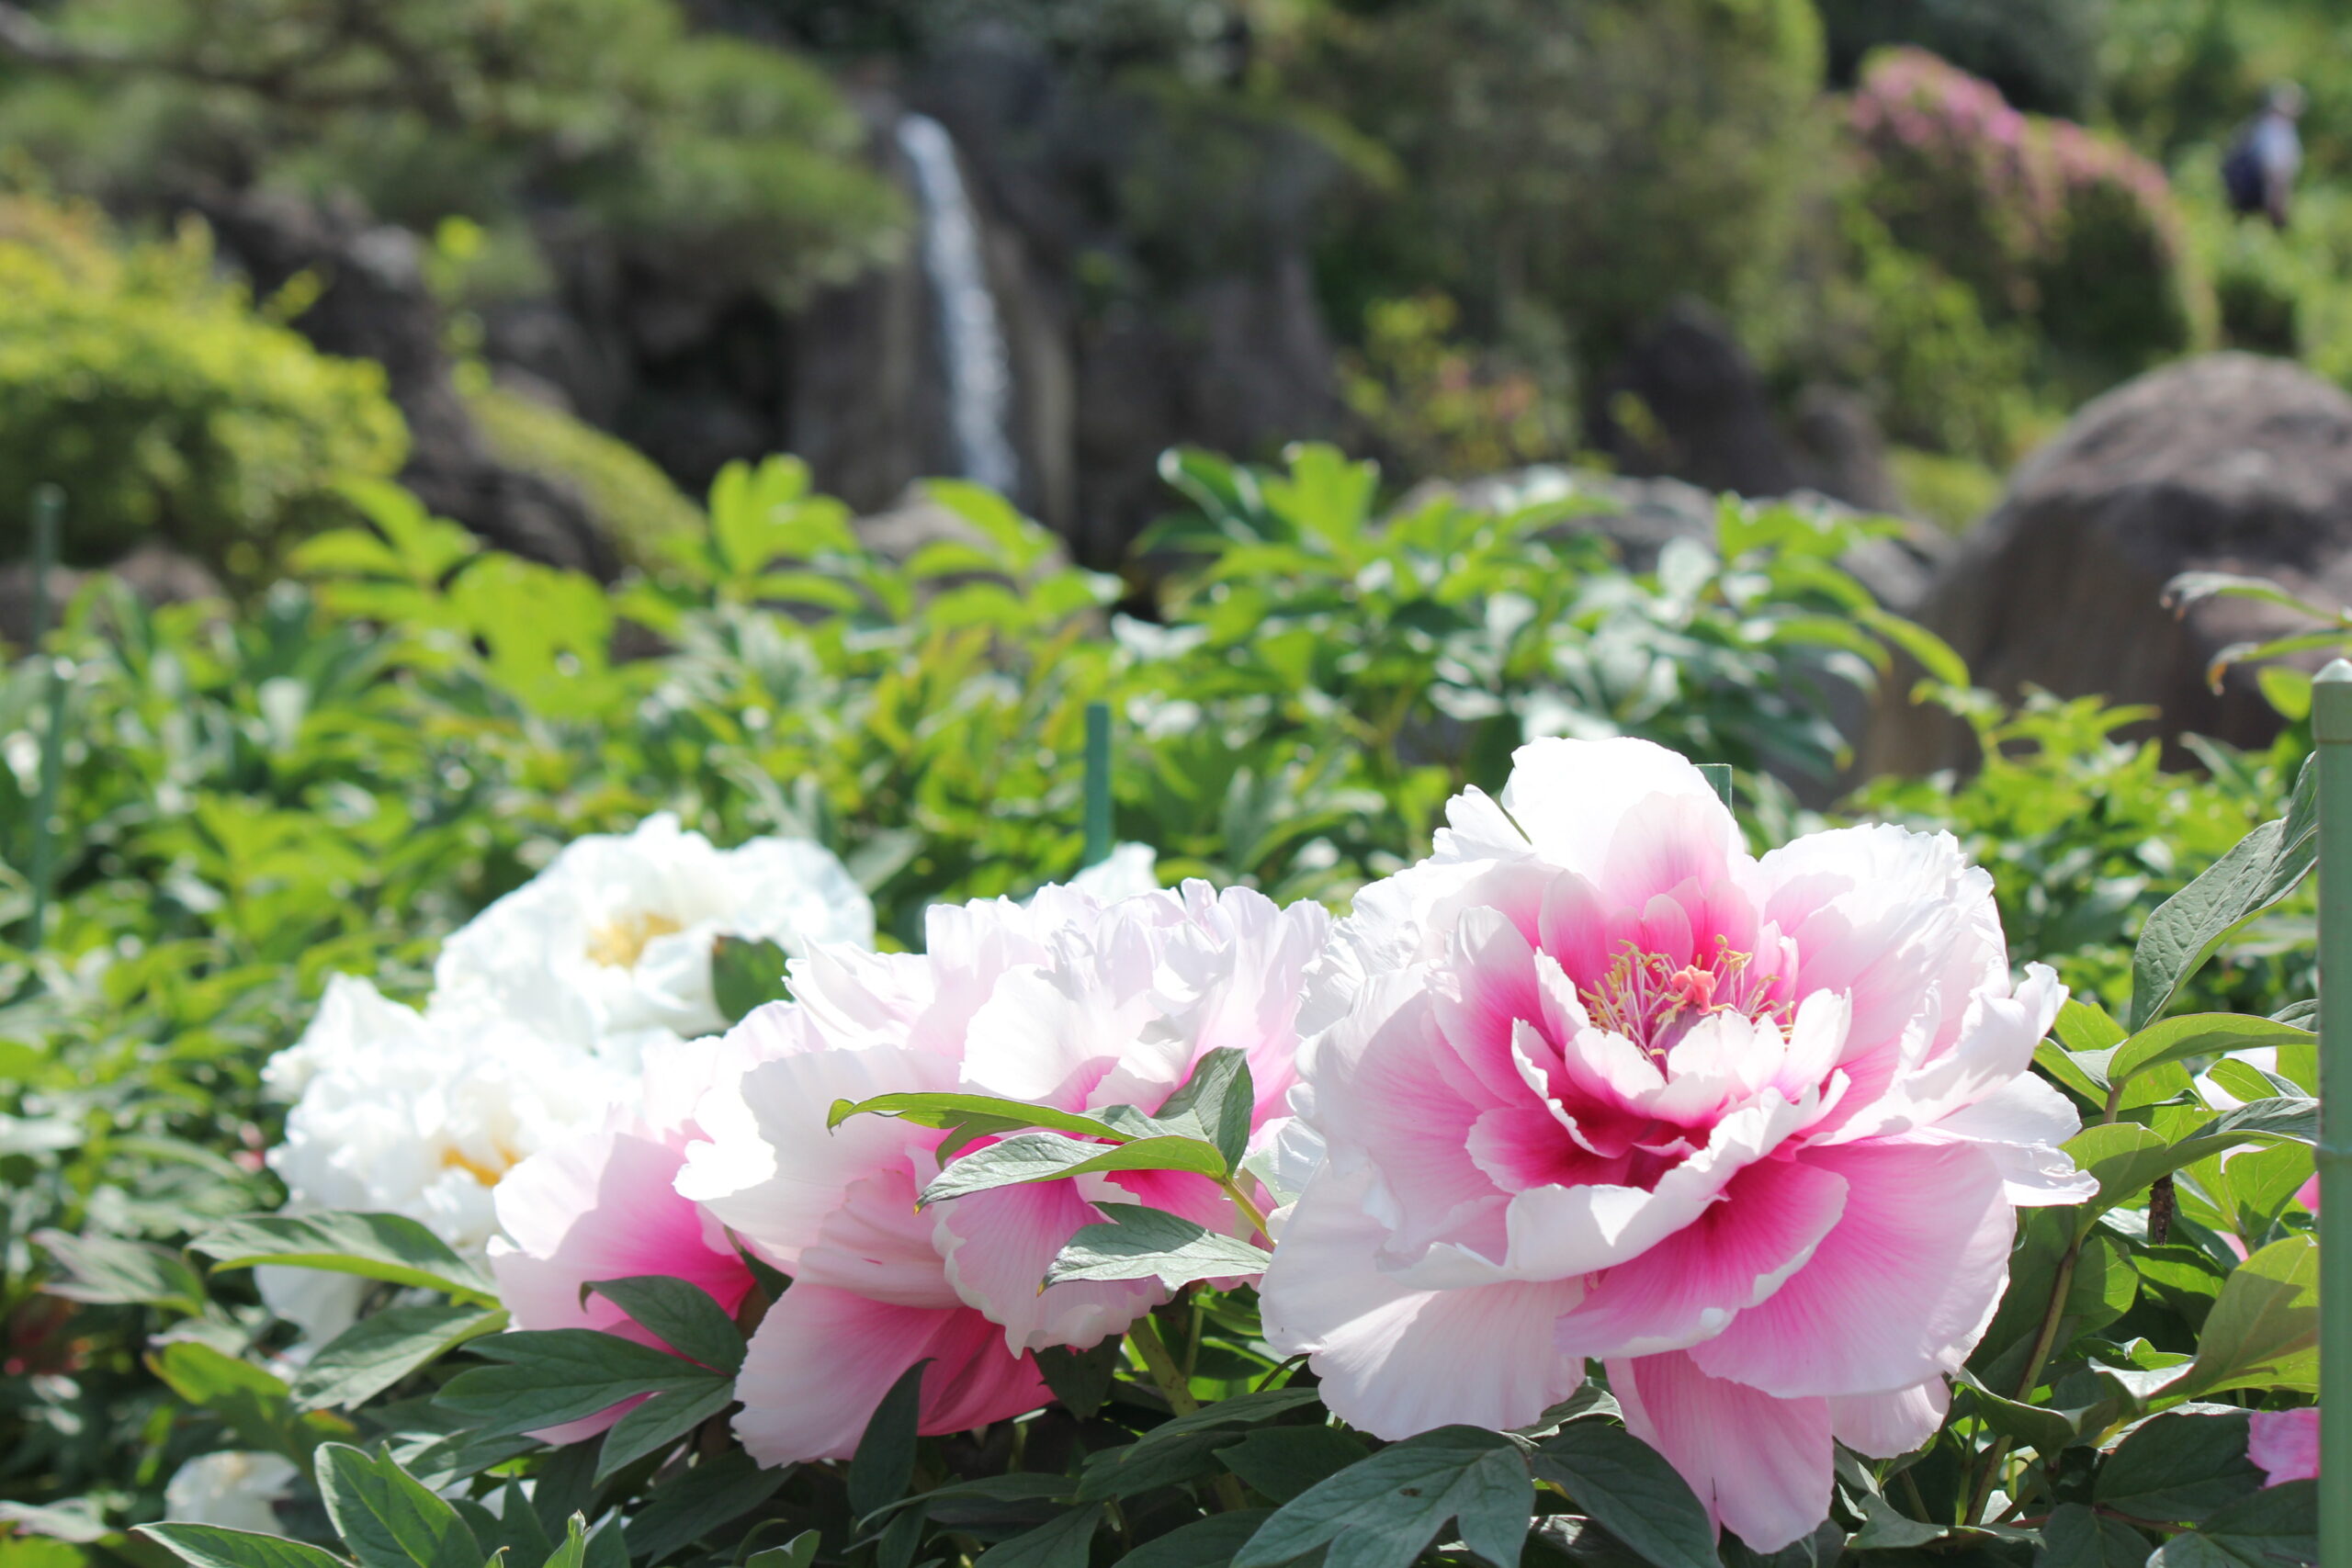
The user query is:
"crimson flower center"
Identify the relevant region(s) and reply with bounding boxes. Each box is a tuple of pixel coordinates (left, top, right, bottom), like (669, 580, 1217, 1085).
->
(1577, 939, 1792, 1058)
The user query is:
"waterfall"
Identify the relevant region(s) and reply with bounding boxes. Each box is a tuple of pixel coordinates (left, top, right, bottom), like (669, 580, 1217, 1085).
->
(895, 113, 1021, 497)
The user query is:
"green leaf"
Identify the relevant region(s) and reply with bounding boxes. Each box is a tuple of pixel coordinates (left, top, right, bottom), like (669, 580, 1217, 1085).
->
(437, 1331, 723, 1437)
(1219, 1427, 1373, 1505)
(1853, 604, 1968, 686)
(2109, 1015, 2312, 1088)
(1133, 1389, 1326, 1448)
(149, 1342, 315, 1461)
(1079, 1431, 1240, 1503)
(972, 1507, 1105, 1568)
(741, 1532, 819, 1568)
(2144, 1481, 2316, 1568)
(2092, 1413, 2262, 1524)
(1532, 1422, 1719, 1568)
(2129, 756, 2315, 1030)
(922, 1133, 1229, 1206)
(1114, 1513, 1272, 1568)
(294, 1305, 507, 1412)
(1234, 1427, 1533, 1568)
(595, 1379, 737, 1482)
(1043, 1205, 1272, 1290)
(620, 1452, 785, 1563)
(1953, 1369, 2084, 1456)
(141, 1527, 351, 1568)
(193, 1214, 497, 1305)
(1154, 1049, 1256, 1174)
(847, 1360, 929, 1520)
(827, 1093, 1128, 1145)
(2036, 1504, 2151, 1568)
(2180, 1235, 2319, 1395)
(316, 1443, 482, 1568)
(541, 1517, 590, 1568)
(1843, 1495, 1945, 1551)
(1034, 1340, 1124, 1420)
(33, 1228, 207, 1314)
(584, 1278, 744, 1374)
(711, 937, 791, 1026)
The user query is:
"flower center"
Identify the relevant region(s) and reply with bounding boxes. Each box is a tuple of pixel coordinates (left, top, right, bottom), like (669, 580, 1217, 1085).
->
(1579, 939, 1787, 1056)
(440, 1144, 518, 1187)
(584, 910, 682, 968)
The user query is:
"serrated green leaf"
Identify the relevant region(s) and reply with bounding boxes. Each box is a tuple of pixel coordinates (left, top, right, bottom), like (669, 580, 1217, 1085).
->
(294, 1305, 506, 1412)
(141, 1526, 351, 1568)
(316, 1443, 481, 1568)
(1532, 1422, 1718, 1568)
(922, 1133, 1228, 1206)
(1235, 1427, 1532, 1568)
(584, 1278, 744, 1374)
(1154, 1049, 1256, 1175)
(1043, 1205, 1271, 1289)
(193, 1213, 496, 1305)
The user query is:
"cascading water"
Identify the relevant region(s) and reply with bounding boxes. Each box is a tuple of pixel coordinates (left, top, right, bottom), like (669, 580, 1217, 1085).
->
(895, 113, 1021, 497)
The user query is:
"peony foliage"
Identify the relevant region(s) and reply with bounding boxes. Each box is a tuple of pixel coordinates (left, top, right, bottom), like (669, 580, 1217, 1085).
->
(6, 453, 2326, 1568)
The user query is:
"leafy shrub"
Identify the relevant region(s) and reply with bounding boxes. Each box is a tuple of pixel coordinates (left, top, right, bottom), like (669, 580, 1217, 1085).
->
(2180, 175, 2352, 387)
(0, 194, 406, 572)
(1849, 47, 2214, 389)
(1338, 293, 1574, 479)
(458, 376, 704, 570)
(0, 0, 902, 308)
(1306, 0, 1827, 371)
(1819, 0, 2108, 117)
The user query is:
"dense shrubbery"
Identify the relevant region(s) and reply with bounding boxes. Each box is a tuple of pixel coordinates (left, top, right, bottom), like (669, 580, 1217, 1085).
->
(0, 447, 2331, 1568)
(0, 194, 405, 571)
(1849, 48, 2212, 393)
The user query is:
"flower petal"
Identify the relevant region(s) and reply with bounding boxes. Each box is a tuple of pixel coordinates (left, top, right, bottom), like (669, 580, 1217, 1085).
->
(935, 1180, 1165, 1353)
(1610, 1351, 1834, 1554)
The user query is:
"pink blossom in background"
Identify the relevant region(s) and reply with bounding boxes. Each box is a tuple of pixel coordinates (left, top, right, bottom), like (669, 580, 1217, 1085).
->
(1261, 738, 2091, 1551)
(2249, 1408, 2319, 1484)
(674, 880, 1328, 1464)
(488, 1035, 760, 1442)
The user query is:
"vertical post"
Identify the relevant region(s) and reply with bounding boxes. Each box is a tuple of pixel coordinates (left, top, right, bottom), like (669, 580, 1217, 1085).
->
(27, 485, 63, 951)
(2313, 658, 2352, 1532)
(1082, 701, 1113, 870)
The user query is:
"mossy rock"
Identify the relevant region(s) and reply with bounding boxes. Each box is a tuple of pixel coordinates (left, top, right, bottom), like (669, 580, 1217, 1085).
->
(458, 372, 704, 570)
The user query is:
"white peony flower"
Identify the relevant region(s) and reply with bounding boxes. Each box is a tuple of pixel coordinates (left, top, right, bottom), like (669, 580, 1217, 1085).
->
(163, 1451, 300, 1531)
(427, 814, 874, 1068)
(261, 978, 627, 1344)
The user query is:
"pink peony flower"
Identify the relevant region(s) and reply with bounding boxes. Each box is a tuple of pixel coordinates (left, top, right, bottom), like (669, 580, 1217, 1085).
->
(675, 880, 1328, 1464)
(2249, 1407, 2319, 1484)
(488, 1035, 761, 1442)
(1261, 739, 2091, 1551)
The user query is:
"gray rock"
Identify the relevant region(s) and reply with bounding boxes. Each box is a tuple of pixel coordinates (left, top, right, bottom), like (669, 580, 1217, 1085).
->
(1860, 352, 2352, 776)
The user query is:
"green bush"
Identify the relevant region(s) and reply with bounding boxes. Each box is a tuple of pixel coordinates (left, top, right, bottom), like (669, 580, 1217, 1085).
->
(0, 194, 406, 573)
(458, 374, 704, 570)
(1849, 46, 2214, 391)
(1820, 0, 2108, 117)
(0, 0, 902, 308)
(1306, 0, 1826, 371)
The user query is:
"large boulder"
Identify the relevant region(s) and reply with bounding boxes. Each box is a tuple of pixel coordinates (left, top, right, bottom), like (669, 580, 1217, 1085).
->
(1861, 353, 2352, 775)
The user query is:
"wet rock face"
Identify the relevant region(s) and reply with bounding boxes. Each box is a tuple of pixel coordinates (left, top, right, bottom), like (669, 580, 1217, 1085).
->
(1863, 352, 2352, 775)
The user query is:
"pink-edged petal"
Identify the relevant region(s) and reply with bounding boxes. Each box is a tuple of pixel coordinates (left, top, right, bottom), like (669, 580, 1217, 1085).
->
(1431, 909, 1547, 1105)
(1610, 1351, 1834, 1553)
(793, 1167, 965, 1308)
(1260, 1168, 1585, 1437)
(731, 1285, 1048, 1464)
(1690, 1142, 2013, 1398)
(1553, 1156, 1848, 1361)
(1919, 1073, 2094, 1206)
(1391, 1089, 1819, 1289)
(1467, 1106, 1628, 1192)
(1499, 738, 1740, 889)
(676, 1042, 955, 1268)
(2248, 1408, 2319, 1485)
(1537, 872, 1616, 992)
(1315, 982, 1510, 1253)
(492, 1130, 751, 1338)
(935, 1180, 1164, 1352)
(1829, 1379, 1951, 1457)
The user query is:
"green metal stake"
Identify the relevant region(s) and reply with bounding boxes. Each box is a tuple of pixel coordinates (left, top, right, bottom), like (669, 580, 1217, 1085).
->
(2313, 657, 2352, 1529)
(27, 485, 64, 952)
(1081, 701, 1113, 870)
(1697, 763, 1734, 811)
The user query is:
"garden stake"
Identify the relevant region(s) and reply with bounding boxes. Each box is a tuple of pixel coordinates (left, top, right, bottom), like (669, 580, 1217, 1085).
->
(1698, 762, 1734, 810)
(1082, 700, 1112, 869)
(2317, 658, 2352, 1548)
(27, 484, 64, 952)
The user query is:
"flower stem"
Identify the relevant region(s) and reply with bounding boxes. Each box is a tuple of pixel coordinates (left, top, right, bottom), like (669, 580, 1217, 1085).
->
(1966, 1237, 2080, 1525)
(1129, 1314, 1249, 1512)
(1221, 1177, 1272, 1241)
